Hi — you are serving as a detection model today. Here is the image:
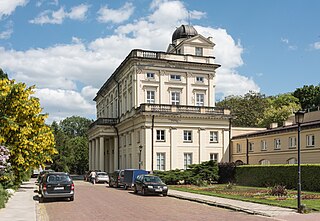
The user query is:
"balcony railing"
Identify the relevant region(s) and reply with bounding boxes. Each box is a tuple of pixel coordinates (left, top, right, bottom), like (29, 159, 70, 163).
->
(89, 118, 119, 128)
(138, 104, 229, 115)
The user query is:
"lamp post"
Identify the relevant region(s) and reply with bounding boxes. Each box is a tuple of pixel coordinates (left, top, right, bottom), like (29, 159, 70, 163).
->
(295, 110, 305, 213)
(138, 145, 143, 169)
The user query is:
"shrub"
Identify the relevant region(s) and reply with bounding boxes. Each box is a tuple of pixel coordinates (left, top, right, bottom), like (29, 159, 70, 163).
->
(0, 184, 9, 209)
(269, 185, 288, 196)
(235, 164, 320, 192)
(218, 162, 237, 184)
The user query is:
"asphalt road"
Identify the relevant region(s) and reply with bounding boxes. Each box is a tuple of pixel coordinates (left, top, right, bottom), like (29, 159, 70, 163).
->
(41, 180, 274, 221)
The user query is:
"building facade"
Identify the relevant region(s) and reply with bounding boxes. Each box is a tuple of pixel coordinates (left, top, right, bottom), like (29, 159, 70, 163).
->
(88, 25, 233, 172)
(231, 111, 320, 165)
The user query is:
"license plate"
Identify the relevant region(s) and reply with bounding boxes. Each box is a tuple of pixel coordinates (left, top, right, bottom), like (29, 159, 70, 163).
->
(54, 187, 64, 190)
(155, 188, 162, 192)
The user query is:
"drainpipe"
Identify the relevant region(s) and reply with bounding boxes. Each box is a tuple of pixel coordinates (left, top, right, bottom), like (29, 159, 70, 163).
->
(113, 78, 120, 169)
(151, 115, 154, 172)
(246, 136, 249, 165)
(228, 118, 232, 163)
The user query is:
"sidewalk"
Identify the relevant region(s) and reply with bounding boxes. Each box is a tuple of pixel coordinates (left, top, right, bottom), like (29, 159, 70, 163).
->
(168, 189, 320, 221)
(0, 178, 39, 221)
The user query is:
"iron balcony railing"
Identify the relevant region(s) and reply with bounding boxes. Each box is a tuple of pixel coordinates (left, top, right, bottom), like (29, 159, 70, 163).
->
(89, 118, 118, 128)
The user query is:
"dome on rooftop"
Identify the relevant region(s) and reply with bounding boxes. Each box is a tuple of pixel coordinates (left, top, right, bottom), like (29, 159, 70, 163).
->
(172, 25, 198, 42)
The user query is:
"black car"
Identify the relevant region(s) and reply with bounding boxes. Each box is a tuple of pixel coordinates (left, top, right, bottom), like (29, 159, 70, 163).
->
(108, 170, 124, 188)
(133, 174, 168, 196)
(39, 172, 74, 203)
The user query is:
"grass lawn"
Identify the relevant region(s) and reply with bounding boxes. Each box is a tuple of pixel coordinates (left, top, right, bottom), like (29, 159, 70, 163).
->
(170, 184, 320, 212)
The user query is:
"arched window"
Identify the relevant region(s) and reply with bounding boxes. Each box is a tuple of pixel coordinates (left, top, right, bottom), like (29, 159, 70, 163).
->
(287, 158, 297, 164)
(259, 159, 270, 165)
(235, 160, 244, 166)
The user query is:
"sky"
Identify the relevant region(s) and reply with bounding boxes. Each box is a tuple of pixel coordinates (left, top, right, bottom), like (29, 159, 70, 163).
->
(0, 0, 319, 123)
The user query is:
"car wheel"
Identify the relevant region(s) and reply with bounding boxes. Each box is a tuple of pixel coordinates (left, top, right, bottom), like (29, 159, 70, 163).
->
(133, 186, 138, 194)
(39, 196, 44, 203)
(70, 196, 74, 201)
(163, 193, 168, 197)
(142, 188, 146, 196)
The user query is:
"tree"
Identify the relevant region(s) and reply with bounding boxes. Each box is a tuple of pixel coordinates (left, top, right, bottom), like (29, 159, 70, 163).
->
(257, 93, 300, 127)
(216, 91, 268, 127)
(51, 116, 91, 174)
(293, 85, 320, 111)
(0, 78, 57, 184)
(0, 69, 8, 79)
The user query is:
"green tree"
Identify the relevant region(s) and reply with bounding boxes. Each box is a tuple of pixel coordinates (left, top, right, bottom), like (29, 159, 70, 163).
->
(216, 91, 268, 127)
(51, 116, 91, 174)
(293, 85, 320, 110)
(0, 78, 57, 184)
(257, 93, 300, 127)
(0, 69, 8, 79)
(188, 160, 219, 186)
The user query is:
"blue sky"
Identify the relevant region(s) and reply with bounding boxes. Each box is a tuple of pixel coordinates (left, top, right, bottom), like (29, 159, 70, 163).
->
(0, 0, 319, 123)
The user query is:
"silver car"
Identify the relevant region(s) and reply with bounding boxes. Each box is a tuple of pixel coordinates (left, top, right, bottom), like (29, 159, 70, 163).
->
(95, 172, 109, 183)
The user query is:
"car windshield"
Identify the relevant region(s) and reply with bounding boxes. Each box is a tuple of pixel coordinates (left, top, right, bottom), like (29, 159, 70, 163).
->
(143, 176, 162, 183)
(47, 174, 71, 183)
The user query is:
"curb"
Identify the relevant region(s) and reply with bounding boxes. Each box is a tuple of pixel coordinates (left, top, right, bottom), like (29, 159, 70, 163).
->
(168, 193, 272, 217)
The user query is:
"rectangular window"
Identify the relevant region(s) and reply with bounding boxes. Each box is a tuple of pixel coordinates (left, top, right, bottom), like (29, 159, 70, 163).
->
(249, 142, 254, 152)
(146, 91, 155, 104)
(210, 153, 218, 161)
(274, 138, 281, 149)
(156, 153, 165, 170)
(128, 133, 132, 145)
(261, 140, 267, 151)
(156, 130, 165, 142)
(196, 76, 204, 82)
(307, 134, 315, 147)
(196, 93, 204, 106)
(289, 137, 296, 148)
(210, 131, 218, 143)
(146, 72, 154, 79)
(195, 47, 203, 56)
(184, 153, 192, 169)
(170, 74, 181, 81)
(171, 92, 180, 105)
(236, 143, 241, 153)
(183, 130, 192, 142)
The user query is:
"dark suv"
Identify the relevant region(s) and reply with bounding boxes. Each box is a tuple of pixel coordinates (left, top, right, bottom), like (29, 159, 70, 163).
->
(39, 172, 74, 203)
(108, 170, 124, 188)
(133, 174, 168, 196)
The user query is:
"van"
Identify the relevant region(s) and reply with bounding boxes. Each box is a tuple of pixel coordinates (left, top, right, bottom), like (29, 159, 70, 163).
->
(123, 169, 149, 189)
(109, 170, 124, 188)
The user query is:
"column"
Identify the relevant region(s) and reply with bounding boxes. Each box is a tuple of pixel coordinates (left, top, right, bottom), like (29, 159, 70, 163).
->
(99, 136, 105, 171)
(88, 141, 92, 170)
(114, 136, 118, 170)
(109, 139, 113, 172)
(95, 138, 99, 170)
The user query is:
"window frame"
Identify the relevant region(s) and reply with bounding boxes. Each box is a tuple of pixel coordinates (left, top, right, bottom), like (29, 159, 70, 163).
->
(183, 153, 193, 170)
(210, 153, 218, 161)
(195, 47, 203, 56)
(146, 72, 155, 79)
(183, 130, 192, 142)
(156, 130, 165, 142)
(210, 131, 218, 143)
(274, 138, 281, 150)
(156, 152, 166, 171)
(248, 142, 254, 152)
(289, 136, 297, 149)
(171, 91, 180, 105)
(236, 143, 241, 153)
(306, 134, 315, 147)
(261, 140, 267, 151)
(196, 76, 204, 83)
(146, 90, 155, 104)
(196, 93, 204, 106)
(170, 74, 181, 81)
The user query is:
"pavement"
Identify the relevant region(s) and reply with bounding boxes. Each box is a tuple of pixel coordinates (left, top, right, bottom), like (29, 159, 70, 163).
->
(1, 179, 320, 221)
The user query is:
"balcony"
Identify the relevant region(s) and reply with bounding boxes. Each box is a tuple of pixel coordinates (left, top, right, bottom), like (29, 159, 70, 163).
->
(89, 118, 119, 129)
(138, 104, 230, 115)
(129, 49, 215, 64)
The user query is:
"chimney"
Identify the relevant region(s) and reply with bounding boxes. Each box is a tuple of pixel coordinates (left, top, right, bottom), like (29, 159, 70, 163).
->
(269, 122, 278, 129)
(283, 120, 293, 126)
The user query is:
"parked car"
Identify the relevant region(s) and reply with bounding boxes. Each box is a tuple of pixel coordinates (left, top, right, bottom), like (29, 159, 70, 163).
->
(39, 172, 74, 203)
(95, 172, 109, 183)
(123, 169, 148, 189)
(109, 170, 124, 188)
(133, 174, 168, 196)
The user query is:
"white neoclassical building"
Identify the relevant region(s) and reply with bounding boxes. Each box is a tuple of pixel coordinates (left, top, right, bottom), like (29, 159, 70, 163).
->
(88, 25, 233, 172)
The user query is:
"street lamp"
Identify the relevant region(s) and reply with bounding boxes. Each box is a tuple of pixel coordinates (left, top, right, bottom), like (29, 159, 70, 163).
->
(138, 145, 143, 169)
(295, 110, 305, 213)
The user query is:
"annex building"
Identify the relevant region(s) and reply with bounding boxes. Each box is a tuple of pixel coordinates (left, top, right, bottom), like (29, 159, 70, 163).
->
(87, 25, 234, 172)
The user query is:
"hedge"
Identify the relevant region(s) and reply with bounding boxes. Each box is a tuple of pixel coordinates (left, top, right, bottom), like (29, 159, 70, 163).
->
(235, 164, 320, 192)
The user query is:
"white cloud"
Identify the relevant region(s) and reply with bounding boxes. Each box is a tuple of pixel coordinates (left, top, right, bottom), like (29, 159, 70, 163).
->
(68, 4, 89, 21)
(0, 0, 28, 19)
(312, 41, 320, 50)
(0, 21, 13, 39)
(0, 0, 259, 122)
(97, 2, 134, 24)
(281, 37, 297, 50)
(29, 4, 89, 24)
